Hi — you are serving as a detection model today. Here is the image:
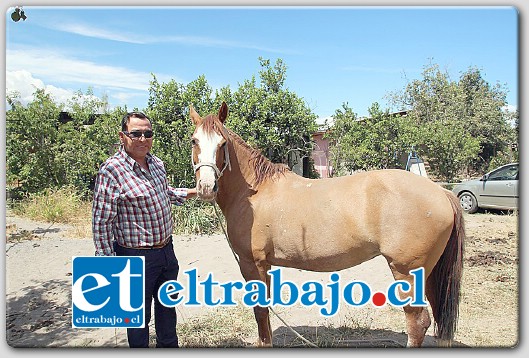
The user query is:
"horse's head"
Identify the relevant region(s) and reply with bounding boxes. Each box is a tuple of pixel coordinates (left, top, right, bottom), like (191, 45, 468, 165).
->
(190, 102, 231, 202)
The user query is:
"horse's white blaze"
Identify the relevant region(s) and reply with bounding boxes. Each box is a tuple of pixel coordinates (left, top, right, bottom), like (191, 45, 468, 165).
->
(194, 126, 223, 200)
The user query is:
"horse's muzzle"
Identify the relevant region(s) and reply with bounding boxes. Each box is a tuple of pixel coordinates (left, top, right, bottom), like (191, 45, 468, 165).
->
(197, 177, 218, 202)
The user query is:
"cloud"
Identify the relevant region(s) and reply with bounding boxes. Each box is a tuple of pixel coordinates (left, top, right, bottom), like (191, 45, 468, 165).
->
(44, 21, 294, 54)
(6, 69, 156, 111)
(5, 46, 185, 110)
(49, 22, 146, 44)
(503, 104, 518, 113)
(160, 35, 293, 54)
(6, 70, 152, 112)
(7, 48, 151, 91)
(6, 70, 73, 105)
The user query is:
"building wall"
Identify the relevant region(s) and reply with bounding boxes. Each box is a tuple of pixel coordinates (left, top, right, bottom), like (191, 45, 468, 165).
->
(312, 131, 332, 178)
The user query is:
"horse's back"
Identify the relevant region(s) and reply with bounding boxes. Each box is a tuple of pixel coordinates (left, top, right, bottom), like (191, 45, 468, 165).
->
(264, 169, 451, 218)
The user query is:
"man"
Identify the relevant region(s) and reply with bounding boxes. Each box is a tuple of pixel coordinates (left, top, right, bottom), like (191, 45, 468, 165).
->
(92, 111, 196, 348)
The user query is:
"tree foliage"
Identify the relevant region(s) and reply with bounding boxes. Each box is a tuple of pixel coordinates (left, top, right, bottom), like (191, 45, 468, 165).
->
(55, 90, 120, 196)
(7, 89, 63, 197)
(328, 63, 517, 181)
(145, 58, 319, 188)
(6, 59, 517, 201)
(327, 102, 420, 176)
(401, 64, 515, 179)
(145, 74, 215, 188)
(227, 58, 318, 171)
(6, 88, 123, 199)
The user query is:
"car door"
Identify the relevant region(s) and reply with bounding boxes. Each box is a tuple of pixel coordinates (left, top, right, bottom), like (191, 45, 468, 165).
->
(480, 164, 518, 209)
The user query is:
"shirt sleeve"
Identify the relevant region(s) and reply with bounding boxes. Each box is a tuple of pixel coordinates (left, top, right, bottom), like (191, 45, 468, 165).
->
(92, 169, 119, 256)
(168, 187, 188, 206)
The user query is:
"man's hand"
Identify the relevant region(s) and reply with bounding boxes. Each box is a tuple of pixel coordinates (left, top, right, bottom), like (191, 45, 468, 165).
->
(187, 187, 198, 199)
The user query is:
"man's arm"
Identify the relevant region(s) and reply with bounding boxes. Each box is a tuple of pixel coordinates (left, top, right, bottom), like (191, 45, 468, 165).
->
(92, 170, 119, 256)
(168, 187, 197, 205)
(186, 187, 197, 199)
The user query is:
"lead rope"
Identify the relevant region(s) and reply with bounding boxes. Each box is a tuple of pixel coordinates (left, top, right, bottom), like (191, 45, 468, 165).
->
(211, 202, 319, 348)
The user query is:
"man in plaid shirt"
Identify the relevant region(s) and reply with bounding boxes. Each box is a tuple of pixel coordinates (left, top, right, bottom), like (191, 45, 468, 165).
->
(92, 111, 196, 348)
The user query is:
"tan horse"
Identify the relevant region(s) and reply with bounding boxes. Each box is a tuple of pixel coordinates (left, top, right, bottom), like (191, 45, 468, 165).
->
(190, 102, 465, 348)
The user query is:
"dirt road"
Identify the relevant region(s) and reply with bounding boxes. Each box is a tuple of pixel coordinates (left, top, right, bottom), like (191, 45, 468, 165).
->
(4, 210, 519, 348)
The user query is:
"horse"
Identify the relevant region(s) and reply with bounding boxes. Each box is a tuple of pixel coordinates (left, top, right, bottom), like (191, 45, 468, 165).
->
(189, 102, 465, 348)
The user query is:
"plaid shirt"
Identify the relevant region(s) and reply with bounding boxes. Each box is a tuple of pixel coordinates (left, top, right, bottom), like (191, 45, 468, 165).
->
(92, 149, 187, 256)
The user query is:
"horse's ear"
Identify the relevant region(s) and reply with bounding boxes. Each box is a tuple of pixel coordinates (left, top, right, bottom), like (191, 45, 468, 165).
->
(218, 102, 228, 124)
(190, 105, 202, 126)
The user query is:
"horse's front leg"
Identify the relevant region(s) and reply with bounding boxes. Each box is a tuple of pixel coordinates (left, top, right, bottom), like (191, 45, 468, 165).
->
(239, 258, 273, 347)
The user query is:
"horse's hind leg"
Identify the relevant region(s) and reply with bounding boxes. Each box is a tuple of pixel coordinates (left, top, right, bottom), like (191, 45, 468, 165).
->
(239, 258, 273, 347)
(389, 266, 431, 347)
(403, 303, 431, 347)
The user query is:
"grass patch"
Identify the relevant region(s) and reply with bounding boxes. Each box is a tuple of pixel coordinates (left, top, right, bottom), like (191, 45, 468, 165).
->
(272, 311, 387, 348)
(11, 186, 92, 224)
(173, 199, 224, 235)
(175, 305, 256, 347)
(169, 305, 381, 348)
(9, 187, 223, 238)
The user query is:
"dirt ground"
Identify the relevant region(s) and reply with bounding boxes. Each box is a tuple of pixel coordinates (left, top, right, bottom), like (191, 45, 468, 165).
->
(4, 209, 519, 349)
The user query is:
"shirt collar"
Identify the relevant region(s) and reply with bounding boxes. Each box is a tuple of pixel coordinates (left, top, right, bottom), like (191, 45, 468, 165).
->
(118, 148, 153, 170)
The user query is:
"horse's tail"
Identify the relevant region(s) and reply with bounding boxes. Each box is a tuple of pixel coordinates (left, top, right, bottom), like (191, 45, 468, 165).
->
(427, 189, 465, 346)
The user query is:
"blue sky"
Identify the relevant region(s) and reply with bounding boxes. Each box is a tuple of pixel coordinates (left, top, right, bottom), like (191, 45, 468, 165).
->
(6, 6, 519, 121)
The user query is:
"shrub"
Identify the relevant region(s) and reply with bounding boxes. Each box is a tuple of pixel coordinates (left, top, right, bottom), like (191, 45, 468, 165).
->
(12, 186, 90, 224)
(172, 199, 224, 235)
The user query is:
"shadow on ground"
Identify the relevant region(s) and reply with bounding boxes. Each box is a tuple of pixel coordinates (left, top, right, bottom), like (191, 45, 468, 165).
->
(6, 279, 119, 348)
(271, 325, 469, 348)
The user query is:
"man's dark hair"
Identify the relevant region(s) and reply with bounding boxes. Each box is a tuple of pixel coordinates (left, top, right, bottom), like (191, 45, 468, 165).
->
(121, 111, 152, 131)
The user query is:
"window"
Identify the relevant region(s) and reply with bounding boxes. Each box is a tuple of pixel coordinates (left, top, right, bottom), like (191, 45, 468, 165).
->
(488, 165, 518, 181)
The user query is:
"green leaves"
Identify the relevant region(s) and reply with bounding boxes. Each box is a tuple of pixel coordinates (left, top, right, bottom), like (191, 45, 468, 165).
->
(146, 58, 318, 185)
(228, 59, 318, 169)
(6, 59, 517, 201)
(6, 89, 119, 199)
(327, 102, 419, 176)
(6, 89, 62, 197)
(384, 63, 515, 181)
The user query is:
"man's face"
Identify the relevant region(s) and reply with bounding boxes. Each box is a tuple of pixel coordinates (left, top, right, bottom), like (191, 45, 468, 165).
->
(119, 116, 153, 161)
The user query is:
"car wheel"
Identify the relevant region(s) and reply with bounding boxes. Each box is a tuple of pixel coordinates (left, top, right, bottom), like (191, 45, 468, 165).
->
(459, 192, 478, 214)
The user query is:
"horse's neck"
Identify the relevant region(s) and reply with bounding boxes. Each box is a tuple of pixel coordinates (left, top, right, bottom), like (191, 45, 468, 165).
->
(216, 140, 257, 213)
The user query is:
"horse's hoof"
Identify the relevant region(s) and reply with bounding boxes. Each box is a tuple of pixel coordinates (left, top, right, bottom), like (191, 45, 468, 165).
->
(256, 340, 273, 348)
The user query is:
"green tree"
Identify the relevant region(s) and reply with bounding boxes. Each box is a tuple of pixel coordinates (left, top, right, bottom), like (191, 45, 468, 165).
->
(7, 57, 320, 201)
(146, 75, 198, 186)
(147, 58, 318, 182)
(54, 89, 117, 197)
(6, 89, 63, 197)
(227, 58, 318, 173)
(6, 88, 125, 199)
(459, 67, 515, 172)
(389, 63, 513, 180)
(422, 120, 481, 181)
(327, 102, 420, 175)
(326, 103, 362, 176)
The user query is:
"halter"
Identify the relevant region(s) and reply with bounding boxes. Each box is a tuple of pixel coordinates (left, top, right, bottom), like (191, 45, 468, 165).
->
(192, 140, 231, 179)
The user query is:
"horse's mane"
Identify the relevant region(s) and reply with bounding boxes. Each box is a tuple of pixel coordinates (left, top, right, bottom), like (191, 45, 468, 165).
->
(226, 128, 290, 186)
(200, 115, 290, 186)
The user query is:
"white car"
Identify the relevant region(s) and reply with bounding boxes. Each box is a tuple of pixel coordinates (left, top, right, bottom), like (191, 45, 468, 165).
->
(452, 163, 518, 213)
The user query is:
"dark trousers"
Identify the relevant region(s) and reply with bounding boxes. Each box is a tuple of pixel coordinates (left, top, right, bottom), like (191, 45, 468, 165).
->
(114, 239, 180, 348)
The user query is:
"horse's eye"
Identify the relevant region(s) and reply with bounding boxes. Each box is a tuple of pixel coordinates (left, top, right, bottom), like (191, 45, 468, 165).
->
(191, 138, 197, 146)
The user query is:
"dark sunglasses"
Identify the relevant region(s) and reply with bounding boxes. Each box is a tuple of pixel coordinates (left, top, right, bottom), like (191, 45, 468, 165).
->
(122, 130, 154, 139)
